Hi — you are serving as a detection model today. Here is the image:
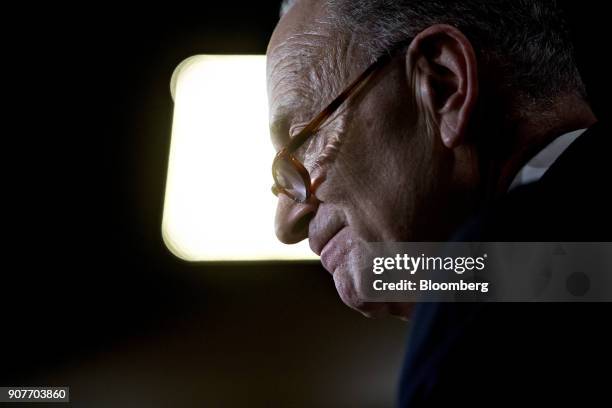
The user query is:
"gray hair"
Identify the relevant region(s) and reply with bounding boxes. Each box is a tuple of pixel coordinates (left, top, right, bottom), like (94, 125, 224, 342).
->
(280, 0, 586, 106)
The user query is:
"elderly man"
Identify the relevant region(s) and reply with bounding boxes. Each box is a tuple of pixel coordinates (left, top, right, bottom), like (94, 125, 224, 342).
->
(267, 0, 610, 405)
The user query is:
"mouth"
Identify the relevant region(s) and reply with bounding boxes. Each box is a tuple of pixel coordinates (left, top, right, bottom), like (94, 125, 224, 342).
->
(309, 224, 346, 256)
(319, 227, 349, 274)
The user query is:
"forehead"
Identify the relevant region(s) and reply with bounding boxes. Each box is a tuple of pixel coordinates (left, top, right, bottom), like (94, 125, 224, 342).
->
(266, 0, 342, 141)
(267, 0, 331, 79)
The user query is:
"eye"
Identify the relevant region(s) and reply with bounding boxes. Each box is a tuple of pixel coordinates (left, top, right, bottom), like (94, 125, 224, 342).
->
(288, 123, 317, 160)
(288, 122, 308, 138)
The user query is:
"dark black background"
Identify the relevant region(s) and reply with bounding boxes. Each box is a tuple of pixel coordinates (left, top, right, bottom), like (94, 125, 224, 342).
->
(4, 2, 282, 372)
(2, 1, 609, 406)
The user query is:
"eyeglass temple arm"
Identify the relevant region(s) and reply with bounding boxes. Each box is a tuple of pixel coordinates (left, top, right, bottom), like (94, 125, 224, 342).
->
(284, 54, 391, 154)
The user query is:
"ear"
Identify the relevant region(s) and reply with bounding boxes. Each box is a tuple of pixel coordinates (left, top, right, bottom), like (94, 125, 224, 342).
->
(406, 24, 478, 148)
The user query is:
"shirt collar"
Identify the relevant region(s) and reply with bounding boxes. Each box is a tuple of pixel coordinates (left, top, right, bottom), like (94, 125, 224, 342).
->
(508, 128, 587, 191)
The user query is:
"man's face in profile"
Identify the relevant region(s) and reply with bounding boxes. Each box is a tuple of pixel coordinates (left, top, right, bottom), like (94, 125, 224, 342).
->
(266, 0, 473, 317)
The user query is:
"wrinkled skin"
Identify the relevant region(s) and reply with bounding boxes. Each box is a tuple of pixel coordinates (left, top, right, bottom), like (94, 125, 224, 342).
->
(266, 0, 570, 319)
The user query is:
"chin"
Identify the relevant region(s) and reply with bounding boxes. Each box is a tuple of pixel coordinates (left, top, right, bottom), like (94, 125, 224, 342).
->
(333, 274, 388, 317)
(330, 245, 414, 320)
(319, 225, 414, 320)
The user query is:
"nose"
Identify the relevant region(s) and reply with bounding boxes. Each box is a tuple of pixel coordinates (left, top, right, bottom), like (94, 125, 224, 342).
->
(274, 194, 319, 244)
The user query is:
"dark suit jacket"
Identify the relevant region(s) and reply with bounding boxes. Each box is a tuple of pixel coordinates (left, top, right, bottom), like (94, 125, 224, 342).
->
(398, 122, 612, 407)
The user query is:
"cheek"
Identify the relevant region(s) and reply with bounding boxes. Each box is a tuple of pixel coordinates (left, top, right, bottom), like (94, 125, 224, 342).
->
(331, 131, 430, 241)
(319, 76, 432, 241)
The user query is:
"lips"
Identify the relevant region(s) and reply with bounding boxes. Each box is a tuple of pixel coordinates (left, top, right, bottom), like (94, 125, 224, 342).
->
(319, 227, 349, 273)
(309, 222, 345, 255)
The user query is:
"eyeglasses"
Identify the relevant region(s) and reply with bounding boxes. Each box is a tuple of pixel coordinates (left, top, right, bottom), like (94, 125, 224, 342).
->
(271, 53, 392, 203)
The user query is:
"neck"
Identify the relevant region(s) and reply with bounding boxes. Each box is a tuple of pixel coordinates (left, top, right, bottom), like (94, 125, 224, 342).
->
(482, 94, 597, 198)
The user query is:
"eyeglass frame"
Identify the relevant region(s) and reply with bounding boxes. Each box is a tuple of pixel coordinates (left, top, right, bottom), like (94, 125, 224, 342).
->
(271, 52, 394, 203)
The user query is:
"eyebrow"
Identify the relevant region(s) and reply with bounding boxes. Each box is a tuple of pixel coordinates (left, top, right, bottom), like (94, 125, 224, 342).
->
(268, 96, 314, 150)
(270, 105, 318, 153)
(267, 54, 326, 150)
(269, 115, 290, 151)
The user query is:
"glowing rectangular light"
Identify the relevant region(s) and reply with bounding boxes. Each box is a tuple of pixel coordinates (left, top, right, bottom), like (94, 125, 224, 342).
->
(163, 55, 317, 261)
